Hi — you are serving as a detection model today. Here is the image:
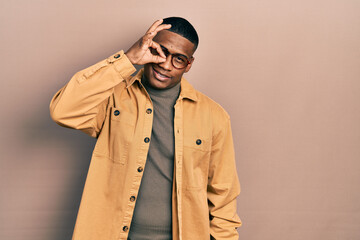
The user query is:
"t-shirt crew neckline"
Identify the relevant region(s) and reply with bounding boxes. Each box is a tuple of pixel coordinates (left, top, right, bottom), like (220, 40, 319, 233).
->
(142, 74, 181, 98)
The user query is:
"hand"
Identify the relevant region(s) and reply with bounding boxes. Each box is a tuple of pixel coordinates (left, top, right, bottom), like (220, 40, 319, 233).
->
(125, 19, 171, 65)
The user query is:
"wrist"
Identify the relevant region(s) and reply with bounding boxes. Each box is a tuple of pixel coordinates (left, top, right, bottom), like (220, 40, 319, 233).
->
(124, 51, 136, 65)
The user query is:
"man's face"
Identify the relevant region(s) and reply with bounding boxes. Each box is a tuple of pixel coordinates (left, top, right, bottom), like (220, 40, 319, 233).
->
(144, 30, 195, 89)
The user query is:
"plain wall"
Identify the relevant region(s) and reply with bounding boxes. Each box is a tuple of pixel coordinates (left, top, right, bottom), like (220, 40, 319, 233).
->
(1, 0, 359, 239)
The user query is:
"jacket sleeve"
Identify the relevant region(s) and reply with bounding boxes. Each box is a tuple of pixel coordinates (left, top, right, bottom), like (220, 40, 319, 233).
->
(208, 117, 242, 239)
(49, 51, 136, 138)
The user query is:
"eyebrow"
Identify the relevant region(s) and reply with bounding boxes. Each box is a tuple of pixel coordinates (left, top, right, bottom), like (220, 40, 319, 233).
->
(159, 44, 190, 60)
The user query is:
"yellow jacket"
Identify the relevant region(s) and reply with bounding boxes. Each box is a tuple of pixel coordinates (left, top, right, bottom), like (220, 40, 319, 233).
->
(50, 50, 242, 240)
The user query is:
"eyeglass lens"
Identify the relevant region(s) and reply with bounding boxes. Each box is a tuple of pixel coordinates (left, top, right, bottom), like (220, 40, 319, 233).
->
(150, 47, 189, 69)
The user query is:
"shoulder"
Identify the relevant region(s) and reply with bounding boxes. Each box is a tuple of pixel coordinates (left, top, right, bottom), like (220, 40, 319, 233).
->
(181, 79, 231, 133)
(182, 78, 230, 119)
(196, 90, 230, 121)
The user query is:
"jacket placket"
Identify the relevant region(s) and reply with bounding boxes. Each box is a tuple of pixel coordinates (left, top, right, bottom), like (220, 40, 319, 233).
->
(174, 98, 184, 240)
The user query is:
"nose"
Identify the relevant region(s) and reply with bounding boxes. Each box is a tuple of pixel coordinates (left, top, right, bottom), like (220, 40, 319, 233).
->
(158, 55, 172, 71)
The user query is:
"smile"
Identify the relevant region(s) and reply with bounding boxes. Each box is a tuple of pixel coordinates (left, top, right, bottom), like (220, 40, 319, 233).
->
(152, 66, 171, 81)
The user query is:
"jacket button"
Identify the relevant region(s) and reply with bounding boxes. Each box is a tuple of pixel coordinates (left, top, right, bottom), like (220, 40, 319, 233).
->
(122, 226, 129, 232)
(130, 196, 136, 202)
(196, 139, 202, 145)
(114, 54, 121, 59)
(146, 108, 152, 114)
(114, 110, 120, 116)
(137, 167, 143, 172)
(144, 137, 150, 143)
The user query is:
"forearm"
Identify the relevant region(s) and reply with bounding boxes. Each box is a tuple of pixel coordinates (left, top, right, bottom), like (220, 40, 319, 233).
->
(49, 50, 136, 137)
(209, 181, 241, 239)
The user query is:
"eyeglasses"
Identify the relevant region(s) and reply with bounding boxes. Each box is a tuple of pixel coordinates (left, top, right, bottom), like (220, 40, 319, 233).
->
(150, 45, 191, 69)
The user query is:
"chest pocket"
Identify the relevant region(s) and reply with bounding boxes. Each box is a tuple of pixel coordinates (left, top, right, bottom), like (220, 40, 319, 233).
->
(182, 129, 212, 189)
(95, 106, 136, 164)
(110, 106, 136, 164)
(183, 135, 211, 152)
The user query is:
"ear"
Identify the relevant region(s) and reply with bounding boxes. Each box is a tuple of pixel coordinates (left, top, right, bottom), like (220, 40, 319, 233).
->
(184, 57, 195, 73)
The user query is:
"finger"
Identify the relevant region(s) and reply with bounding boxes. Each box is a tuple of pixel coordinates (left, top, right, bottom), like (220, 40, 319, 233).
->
(146, 19, 163, 34)
(150, 41, 166, 58)
(143, 23, 171, 42)
(156, 23, 172, 31)
(151, 55, 166, 64)
(152, 23, 172, 36)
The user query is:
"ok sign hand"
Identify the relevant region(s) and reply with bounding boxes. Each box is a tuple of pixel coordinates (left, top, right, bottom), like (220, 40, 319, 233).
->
(125, 19, 171, 65)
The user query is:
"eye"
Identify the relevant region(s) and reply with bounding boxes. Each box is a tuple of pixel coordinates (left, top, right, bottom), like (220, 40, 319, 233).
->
(174, 55, 186, 63)
(150, 48, 159, 55)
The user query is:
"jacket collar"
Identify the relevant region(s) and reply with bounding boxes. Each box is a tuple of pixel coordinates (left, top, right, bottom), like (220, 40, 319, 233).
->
(126, 68, 198, 102)
(179, 76, 198, 102)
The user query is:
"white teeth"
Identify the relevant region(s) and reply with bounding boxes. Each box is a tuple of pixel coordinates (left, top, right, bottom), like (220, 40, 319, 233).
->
(154, 69, 169, 80)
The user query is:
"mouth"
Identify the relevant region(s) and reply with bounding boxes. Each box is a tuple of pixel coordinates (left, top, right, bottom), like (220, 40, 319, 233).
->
(152, 66, 171, 81)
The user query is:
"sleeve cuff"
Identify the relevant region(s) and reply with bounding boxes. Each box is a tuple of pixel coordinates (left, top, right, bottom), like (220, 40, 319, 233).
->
(107, 50, 136, 79)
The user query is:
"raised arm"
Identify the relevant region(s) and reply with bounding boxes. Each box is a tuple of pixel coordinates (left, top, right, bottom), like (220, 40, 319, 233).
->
(49, 19, 171, 137)
(49, 51, 136, 137)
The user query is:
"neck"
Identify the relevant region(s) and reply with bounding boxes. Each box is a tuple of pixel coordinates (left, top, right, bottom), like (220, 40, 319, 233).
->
(142, 74, 181, 98)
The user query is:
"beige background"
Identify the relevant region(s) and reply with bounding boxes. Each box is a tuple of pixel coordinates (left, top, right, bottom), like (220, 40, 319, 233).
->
(1, 0, 359, 239)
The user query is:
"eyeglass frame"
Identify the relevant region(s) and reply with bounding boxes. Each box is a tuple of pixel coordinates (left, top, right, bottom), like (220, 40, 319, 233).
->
(150, 44, 192, 69)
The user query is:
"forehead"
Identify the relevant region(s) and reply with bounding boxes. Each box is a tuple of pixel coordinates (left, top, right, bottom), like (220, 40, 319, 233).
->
(153, 30, 195, 57)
